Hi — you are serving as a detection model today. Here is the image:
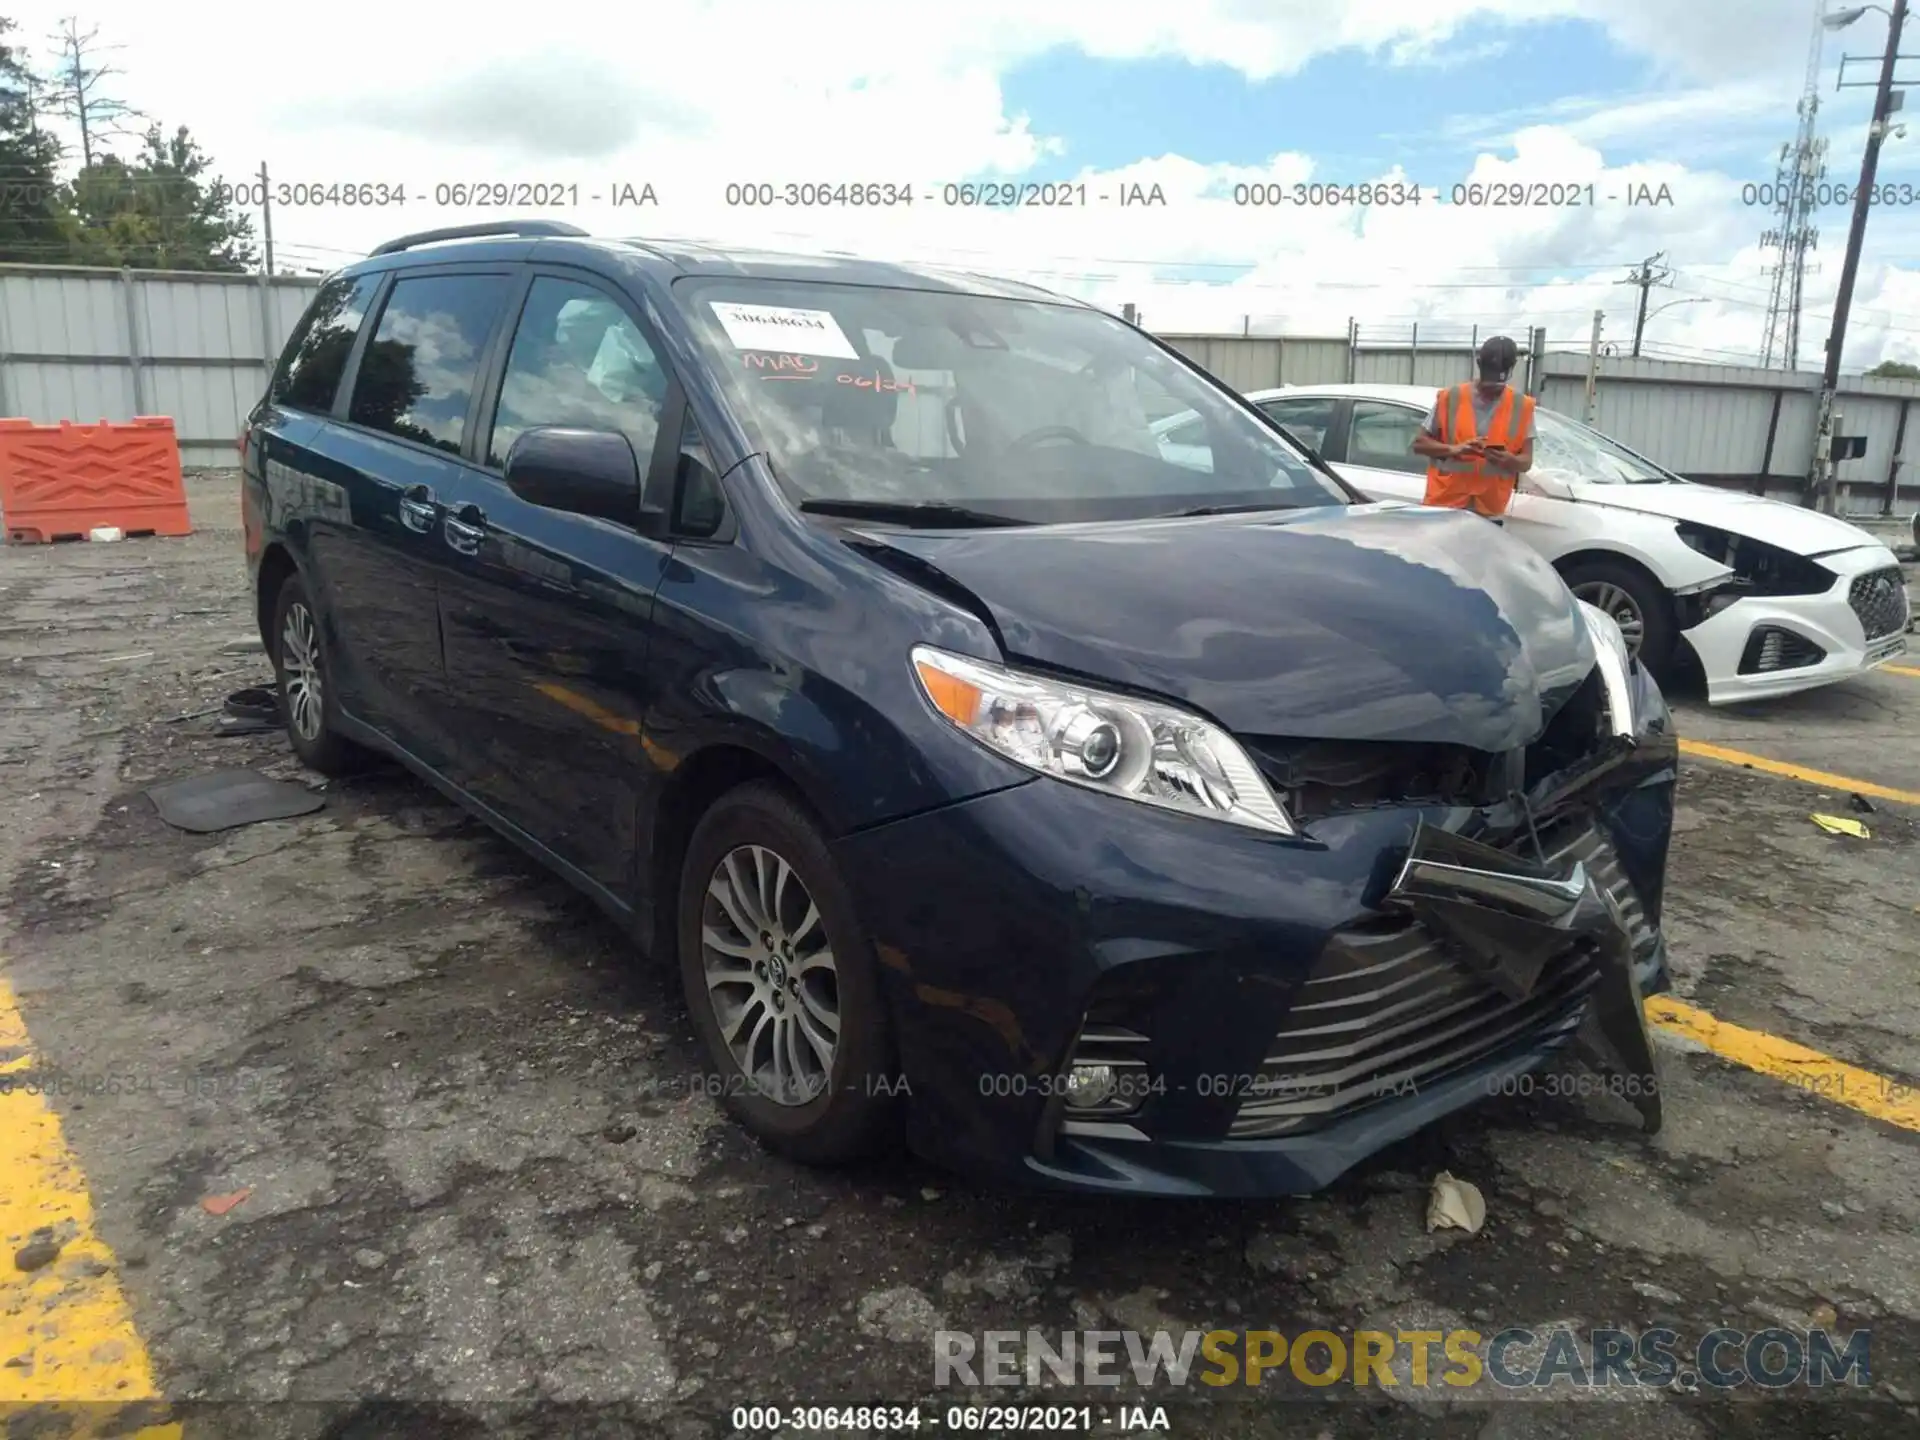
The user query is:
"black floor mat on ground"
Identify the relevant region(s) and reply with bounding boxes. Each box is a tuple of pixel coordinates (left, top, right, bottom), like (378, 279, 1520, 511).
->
(146, 769, 325, 833)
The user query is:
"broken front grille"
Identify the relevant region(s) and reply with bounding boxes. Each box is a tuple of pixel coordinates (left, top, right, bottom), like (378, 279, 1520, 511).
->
(1239, 736, 1508, 823)
(1849, 567, 1909, 642)
(1227, 819, 1650, 1139)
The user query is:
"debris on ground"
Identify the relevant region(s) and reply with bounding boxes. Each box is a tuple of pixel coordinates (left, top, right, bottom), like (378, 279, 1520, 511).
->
(1810, 813, 1870, 839)
(1849, 793, 1878, 814)
(199, 1189, 252, 1217)
(1426, 1172, 1487, 1235)
(146, 769, 324, 833)
(216, 686, 281, 737)
(13, 1234, 63, 1272)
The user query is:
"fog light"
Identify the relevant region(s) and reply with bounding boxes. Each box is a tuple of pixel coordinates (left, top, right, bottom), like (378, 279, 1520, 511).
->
(1064, 1063, 1118, 1110)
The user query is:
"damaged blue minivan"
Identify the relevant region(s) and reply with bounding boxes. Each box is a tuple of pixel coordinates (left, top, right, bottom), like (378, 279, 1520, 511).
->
(243, 221, 1677, 1197)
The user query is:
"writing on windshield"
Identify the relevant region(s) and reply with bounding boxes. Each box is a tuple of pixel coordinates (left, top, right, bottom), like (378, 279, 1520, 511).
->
(682, 278, 1351, 523)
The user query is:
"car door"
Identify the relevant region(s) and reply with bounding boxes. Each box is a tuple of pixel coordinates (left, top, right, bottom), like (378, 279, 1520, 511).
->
(308, 266, 516, 764)
(432, 269, 679, 905)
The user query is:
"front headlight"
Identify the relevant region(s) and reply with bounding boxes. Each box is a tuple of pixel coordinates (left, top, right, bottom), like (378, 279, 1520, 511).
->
(910, 645, 1296, 835)
(1577, 601, 1637, 740)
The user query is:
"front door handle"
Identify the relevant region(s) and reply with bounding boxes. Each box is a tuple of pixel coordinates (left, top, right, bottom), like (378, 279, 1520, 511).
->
(398, 485, 438, 533)
(443, 504, 486, 556)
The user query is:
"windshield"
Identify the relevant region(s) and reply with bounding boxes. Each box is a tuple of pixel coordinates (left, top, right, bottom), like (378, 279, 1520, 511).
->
(1531, 408, 1673, 485)
(674, 278, 1353, 522)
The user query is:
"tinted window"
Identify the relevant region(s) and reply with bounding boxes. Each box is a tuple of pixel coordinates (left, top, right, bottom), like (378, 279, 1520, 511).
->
(676, 278, 1349, 523)
(489, 277, 668, 468)
(1258, 397, 1334, 453)
(271, 274, 378, 412)
(348, 273, 510, 454)
(1346, 401, 1427, 474)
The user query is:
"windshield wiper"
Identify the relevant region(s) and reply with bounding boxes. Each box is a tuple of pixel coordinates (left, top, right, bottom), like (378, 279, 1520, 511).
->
(1171, 501, 1304, 517)
(798, 498, 1029, 527)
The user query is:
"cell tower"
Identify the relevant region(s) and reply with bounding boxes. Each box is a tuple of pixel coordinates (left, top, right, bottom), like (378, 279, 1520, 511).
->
(1760, 2, 1831, 369)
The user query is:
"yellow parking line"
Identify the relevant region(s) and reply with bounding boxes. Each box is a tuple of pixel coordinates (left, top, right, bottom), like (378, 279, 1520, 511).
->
(1883, 663, 1920, 679)
(1678, 738, 1920, 807)
(0, 973, 180, 1438)
(1648, 995, 1920, 1131)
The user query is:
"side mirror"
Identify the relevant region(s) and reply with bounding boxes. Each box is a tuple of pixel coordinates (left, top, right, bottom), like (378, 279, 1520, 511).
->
(503, 427, 642, 526)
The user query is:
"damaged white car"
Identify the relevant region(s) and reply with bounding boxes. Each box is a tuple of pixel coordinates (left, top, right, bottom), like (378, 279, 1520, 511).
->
(1219, 383, 1912, 704)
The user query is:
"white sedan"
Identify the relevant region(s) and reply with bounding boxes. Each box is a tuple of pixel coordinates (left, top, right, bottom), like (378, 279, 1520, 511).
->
(1161, 383, 1909, 704)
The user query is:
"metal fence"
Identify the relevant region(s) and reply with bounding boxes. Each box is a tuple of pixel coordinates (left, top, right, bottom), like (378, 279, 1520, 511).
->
(0, 263, 321, 468)
(0, 262, 1914, 515)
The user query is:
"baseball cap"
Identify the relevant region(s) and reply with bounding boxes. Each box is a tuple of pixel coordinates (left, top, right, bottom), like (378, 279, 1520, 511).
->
(1477, 335, 1520, 377)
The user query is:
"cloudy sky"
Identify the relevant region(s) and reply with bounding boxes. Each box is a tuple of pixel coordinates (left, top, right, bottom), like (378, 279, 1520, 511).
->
(16, 0, 1920, 368)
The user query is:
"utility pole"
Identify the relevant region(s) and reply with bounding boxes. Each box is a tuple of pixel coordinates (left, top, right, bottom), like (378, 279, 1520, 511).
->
(1812, 0, 1910, 512)
(1584, 311, 1604, 424)
(1620, 252, 1670, 357)
(259, 161, 275, 276)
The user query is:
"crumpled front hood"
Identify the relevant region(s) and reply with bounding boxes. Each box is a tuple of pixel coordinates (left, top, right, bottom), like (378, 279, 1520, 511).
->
(1569, 480, 1888, 557)
(862, 503, 1597, 752)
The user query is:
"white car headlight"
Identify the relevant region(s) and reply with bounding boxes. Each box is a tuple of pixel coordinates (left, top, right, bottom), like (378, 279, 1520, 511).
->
(1577, 600, 1637, 740)
(910, 645, 1296, 835)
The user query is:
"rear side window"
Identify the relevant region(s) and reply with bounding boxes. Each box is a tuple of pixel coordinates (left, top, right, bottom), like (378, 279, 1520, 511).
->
(270, 274, 378, 412)
(348, 273, 511, 455)
(1346, 401, 1427, 474)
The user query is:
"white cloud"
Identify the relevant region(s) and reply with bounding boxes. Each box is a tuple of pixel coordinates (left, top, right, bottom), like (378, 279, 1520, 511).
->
(5, 0, 1915, 368)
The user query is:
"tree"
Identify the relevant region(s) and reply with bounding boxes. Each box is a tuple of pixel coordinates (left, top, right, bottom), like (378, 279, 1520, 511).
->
(1866, 360, 1920, 380)
(68, 123, 256, 271)
(40, 18, 142, 170)
(0, 16, 68, 262)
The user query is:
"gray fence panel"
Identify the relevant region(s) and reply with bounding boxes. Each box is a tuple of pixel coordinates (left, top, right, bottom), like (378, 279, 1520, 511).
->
(8, 360, 137, 427)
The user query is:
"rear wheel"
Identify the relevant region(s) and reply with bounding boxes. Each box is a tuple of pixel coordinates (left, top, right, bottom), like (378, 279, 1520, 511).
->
(269, 571, 372, 777)
(677, 782, 899, 1165)
(1561, 557, 1676, 675)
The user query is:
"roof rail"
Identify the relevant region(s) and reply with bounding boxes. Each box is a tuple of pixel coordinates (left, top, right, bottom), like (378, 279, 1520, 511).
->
(368, 220, 590, 257)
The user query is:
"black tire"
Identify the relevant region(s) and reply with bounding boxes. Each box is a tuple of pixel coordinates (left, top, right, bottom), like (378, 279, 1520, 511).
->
(677, 781, 899, 1165)
(1560, 557, 1676, 676)
(268, 570, 372, 777)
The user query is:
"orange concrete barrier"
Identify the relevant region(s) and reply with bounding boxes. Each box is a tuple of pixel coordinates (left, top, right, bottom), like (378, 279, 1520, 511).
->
(0, 417, 192, 544)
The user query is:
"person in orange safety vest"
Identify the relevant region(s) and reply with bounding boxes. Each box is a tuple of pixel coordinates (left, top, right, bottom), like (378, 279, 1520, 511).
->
(1408, 335, 1535, 522)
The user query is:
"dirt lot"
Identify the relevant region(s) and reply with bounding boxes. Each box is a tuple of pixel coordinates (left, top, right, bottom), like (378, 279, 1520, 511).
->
(3, 474, 1920, 1440)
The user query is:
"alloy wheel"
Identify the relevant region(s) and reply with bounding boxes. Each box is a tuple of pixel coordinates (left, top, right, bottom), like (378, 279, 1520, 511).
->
(1571, 580, 1645, 656)
(280, 601, 325, 741)
(700, 843, 840, 1107)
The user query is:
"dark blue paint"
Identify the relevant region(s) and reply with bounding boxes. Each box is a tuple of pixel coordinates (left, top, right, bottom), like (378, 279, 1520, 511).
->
(242, 233, 1676, 1197)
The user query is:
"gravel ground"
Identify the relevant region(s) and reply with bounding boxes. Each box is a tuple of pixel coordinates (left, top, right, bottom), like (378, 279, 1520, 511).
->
(2, 472, 1919, 1439)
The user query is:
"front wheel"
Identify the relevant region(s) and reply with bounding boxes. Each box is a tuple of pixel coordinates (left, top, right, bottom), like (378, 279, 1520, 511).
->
(676, 782, 900, 1165)
(1561, 558, 1676, 676)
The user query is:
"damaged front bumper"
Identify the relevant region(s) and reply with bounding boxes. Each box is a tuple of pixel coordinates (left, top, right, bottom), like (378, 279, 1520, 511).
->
(834, 670, 1677, 1197)
(1388, 819, 1660, 1134)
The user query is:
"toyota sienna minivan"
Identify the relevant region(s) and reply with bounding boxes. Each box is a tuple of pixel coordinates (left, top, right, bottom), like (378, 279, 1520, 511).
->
(242, 220, 1677, 1196)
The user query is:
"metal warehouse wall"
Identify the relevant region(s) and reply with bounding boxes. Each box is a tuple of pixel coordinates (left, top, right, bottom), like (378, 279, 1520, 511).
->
(0, 264, 321, 469)
(0, 263, 1914, 515)
(1534, 352, 1920, 513)
(1163, 329, 1920, 515)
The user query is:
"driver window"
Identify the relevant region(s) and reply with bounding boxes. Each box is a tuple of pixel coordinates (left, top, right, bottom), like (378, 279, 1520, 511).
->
(489, 278, 668, 468)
